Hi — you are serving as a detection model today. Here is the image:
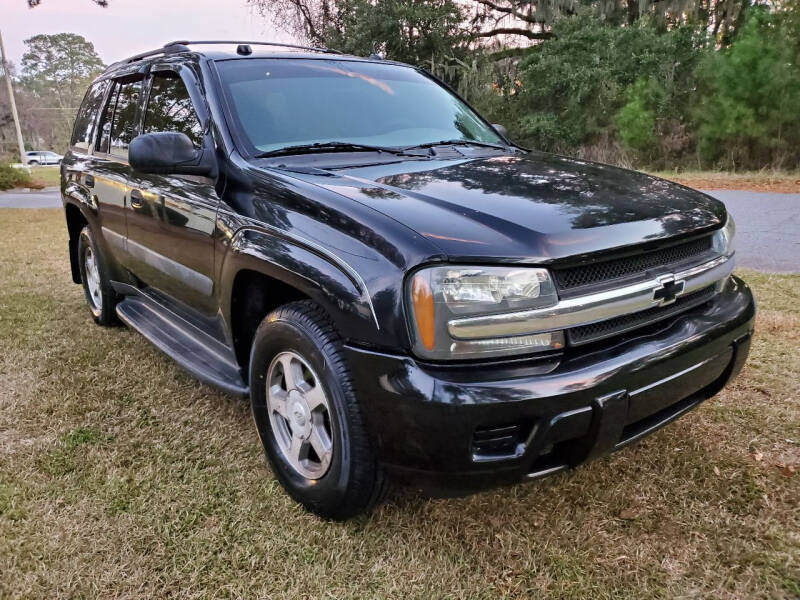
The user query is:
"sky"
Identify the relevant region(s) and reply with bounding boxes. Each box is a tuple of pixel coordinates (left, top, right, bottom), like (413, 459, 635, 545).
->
(1, 0, 296, 67)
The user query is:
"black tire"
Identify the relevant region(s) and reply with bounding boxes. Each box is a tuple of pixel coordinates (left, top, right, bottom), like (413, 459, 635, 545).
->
(77, 225, 117, 325)
(249, 300, 387, 520)
(28, 160, 39, 165)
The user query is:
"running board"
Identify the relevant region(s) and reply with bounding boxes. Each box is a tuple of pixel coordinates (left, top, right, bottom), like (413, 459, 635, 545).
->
(116, 296, 249, 397)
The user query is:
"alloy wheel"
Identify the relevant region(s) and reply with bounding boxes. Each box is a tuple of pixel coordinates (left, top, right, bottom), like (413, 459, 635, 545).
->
(266, 350, 334, 479)
(84, 247, 102, 310)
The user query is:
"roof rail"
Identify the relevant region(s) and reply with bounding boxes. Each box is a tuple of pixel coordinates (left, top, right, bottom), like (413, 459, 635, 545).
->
(105, 41, 191, 70)
(106, 40, 342, 71)
(162, 40, 342, 55)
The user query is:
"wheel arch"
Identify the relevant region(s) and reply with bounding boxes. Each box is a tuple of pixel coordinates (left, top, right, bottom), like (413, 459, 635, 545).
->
(229, 269, 310, 373)
(221, 227, 379, 373)
(64, 201, 89, 284)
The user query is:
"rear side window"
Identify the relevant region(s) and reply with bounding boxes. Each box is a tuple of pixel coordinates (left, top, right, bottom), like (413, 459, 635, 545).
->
(96, 78, 143, 158)
(110, 79, 142, 158)
(143, 71, 203, 146)
(71, 80, 109, 151)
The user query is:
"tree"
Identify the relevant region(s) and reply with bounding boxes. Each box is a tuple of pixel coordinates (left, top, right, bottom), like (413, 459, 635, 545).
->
(249, 0, 469, 63)
(249, 0, 555, 46)
(248, 0, 757, 49)
(19, 33, 105, 151)
(695, 7, 800, 168)
(325, 0, 469, 64)
(513, 11, 707, 161)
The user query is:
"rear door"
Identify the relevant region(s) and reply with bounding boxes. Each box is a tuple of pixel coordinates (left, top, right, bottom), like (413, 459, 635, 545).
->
(126, 63, 219, 316)
(63, 78, 111, 265)
(90, 74, 145, 265)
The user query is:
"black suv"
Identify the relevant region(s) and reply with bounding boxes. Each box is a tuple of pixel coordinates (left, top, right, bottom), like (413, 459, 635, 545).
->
(62, 41, 755, 519)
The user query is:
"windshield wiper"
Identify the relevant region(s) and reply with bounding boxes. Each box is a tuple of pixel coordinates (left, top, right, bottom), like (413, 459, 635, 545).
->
(254, 141, 417, 158)
(401, 139, 510, 152)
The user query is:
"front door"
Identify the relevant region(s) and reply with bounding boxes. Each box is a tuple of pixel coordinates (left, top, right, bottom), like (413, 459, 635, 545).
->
(125, 65, 218, 317)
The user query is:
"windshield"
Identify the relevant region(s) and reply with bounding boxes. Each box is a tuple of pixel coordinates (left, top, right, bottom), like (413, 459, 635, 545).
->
(215, 58, 505, 155)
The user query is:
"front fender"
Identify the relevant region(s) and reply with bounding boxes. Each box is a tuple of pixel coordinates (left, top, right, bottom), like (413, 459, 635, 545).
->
(219, 226, 379, 344)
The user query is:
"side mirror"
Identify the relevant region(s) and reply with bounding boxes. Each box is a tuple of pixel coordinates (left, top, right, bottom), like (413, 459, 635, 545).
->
(492, 123, 509, 139)
(129, 132, 215, 177)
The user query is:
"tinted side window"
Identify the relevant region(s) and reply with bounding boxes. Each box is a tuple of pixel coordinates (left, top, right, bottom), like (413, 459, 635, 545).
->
(95, 82, 117, 154)
(71, 80, 108, 151)
(109, 79, 143, 158)
(144, 71, 203, 146)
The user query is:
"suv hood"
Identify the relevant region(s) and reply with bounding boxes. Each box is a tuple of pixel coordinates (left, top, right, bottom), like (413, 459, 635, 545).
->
(273, 151, 726, 262)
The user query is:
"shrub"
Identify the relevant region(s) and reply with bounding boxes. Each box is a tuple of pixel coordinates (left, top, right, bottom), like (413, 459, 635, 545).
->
(0, 163, 35, 191)
(616, 79, 658, 154)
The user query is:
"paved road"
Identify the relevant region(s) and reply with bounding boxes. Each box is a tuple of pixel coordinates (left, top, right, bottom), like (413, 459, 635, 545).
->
(1, 187, 797, 273)
(705, 191, 799, 273)
(0, 187, 61, 209)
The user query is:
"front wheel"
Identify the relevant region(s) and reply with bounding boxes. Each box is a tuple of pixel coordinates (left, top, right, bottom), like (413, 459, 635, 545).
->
(249, 301, 386, 520)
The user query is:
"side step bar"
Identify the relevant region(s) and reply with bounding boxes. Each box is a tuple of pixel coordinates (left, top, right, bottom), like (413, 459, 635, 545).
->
(116, 296, 249, 397)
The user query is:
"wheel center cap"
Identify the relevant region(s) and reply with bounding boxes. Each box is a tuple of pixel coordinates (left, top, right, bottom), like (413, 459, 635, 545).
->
(291, 402, 307, 426)
(288, 390, 310, 434)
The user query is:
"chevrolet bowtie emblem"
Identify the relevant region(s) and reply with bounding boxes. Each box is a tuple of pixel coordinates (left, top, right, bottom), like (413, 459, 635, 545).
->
(653, 275, 686, 306)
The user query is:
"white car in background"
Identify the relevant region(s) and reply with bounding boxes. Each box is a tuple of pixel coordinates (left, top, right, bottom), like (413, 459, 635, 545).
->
(25, 150, 63, 165)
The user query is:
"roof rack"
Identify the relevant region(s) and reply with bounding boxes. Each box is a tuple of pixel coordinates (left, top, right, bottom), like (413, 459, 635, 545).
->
(163, 40, 342, 55)
(107, 40, 342, 70)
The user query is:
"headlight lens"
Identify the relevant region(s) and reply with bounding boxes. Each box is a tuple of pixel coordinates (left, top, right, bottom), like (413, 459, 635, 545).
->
(407, 266, 563, 360)
(712, 214, 736, 257)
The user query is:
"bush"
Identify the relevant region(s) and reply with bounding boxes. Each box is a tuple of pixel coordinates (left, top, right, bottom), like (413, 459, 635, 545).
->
(616, 79, 657, 153)
(0, 163, 35, 191)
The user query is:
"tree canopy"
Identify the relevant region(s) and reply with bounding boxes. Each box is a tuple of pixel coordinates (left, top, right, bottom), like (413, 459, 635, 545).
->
(3, 33, 105, 153)
(21, 33, 105, 109)
(247, 0, 754, 50)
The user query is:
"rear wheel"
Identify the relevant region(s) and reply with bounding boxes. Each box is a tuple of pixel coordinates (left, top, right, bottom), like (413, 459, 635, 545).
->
(77, 226, 117, 325)
(250, 300, 386, 520)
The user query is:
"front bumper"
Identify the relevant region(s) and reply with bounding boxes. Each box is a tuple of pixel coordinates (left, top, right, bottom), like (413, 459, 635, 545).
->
(345, 276, 755, 492)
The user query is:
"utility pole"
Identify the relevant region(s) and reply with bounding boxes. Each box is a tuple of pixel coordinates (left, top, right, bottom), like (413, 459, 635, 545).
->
(0, 30, 28, 168)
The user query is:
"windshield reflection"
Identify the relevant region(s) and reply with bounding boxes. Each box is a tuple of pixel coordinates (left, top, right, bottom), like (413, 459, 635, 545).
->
(216, 58, 505, 155)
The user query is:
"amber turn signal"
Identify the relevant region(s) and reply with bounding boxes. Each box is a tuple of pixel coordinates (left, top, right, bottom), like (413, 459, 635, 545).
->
(411, 274, 435, 350)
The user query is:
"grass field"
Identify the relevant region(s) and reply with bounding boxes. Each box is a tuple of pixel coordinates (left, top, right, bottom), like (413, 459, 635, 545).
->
(650, 170, 800, 193)
(0, 209, 797, 599)
(28, 166, 61, 188)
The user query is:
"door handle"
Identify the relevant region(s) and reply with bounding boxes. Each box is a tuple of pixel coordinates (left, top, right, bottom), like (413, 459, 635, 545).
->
(129, 188, 144, 208)
(84, 174, 94, 188)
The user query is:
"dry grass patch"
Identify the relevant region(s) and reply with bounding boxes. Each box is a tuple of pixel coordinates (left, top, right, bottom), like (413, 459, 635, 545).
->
(650, 170, 800, 193)
(0, 209, 798, 599)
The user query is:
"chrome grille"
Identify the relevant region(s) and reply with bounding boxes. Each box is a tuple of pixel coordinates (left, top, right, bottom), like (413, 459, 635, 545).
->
(553, 236, 714, 291)
(566, 285, 717, 346)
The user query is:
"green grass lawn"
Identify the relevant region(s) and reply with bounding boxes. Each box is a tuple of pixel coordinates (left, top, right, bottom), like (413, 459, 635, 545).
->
(28, 166, 61, 188)
(0, 210, 798, 599)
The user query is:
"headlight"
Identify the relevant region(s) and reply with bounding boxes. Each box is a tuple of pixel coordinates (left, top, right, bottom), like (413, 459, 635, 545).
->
(712, 214, 736, 257)
(407, 266, 564, 360)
